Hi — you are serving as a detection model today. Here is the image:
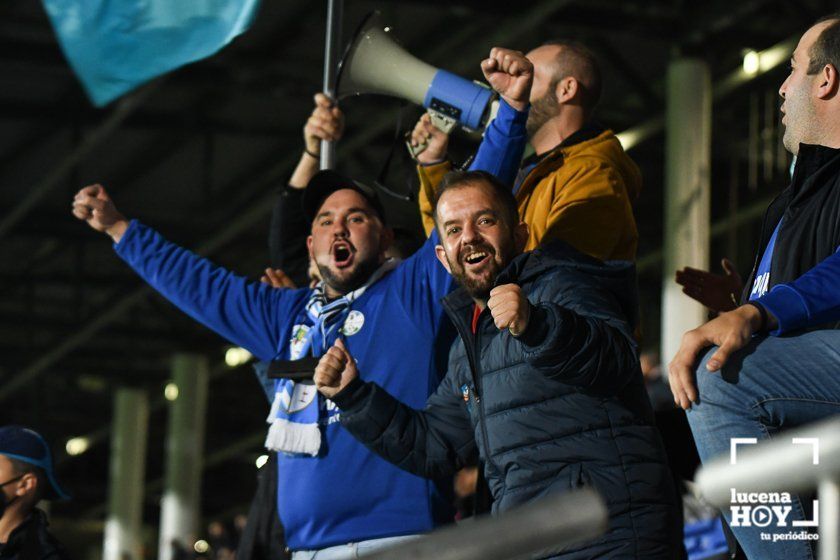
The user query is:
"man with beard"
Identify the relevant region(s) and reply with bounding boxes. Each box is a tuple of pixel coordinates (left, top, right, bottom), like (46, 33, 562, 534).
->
(669, 13, 840, 560)
(411, 40, 641, 261)
(314, 170, 681, 559)
(71, 47, 531, 560)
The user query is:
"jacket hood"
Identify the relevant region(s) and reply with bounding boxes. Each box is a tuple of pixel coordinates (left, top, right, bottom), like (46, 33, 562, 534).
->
(443, 240, 639, 329)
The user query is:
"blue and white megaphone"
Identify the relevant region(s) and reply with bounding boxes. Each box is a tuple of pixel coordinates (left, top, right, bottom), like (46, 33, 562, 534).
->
(336, 12, 498, 145)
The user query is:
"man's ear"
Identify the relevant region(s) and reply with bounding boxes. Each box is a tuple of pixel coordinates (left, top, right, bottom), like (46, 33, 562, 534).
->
(306, 235, 314, 261)
(816, 63, 839, 99)
(555, 76, 579, 104)
(435, 244, 452, 273)
(514, 222, 529, 253)
(17, 473, 37, 498)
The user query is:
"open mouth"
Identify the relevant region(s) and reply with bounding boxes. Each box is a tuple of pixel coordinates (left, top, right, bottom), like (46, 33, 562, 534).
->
(332, 242, 355, 268)
(463, 249, 491, 268)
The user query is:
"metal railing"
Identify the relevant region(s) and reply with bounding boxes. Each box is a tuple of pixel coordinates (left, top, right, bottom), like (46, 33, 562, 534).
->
(367, 488, 607, 560)
(695, 416, 840, 560)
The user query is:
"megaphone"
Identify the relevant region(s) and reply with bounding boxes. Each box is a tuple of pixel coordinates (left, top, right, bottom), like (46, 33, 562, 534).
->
(336, 12, 498, 135)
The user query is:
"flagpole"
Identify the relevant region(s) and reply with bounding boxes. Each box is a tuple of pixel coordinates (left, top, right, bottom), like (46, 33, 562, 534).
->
(321, 0, 343, 170)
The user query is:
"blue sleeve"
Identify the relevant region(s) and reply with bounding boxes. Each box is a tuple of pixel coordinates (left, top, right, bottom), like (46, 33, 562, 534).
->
(757, 246, 840, 335)
(390, 228, 453, 332)
(114, 220, 303, 361)
(468, 98, 529, 187)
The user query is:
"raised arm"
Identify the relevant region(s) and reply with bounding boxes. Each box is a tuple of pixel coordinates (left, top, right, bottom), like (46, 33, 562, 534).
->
(72, 184, 298, 361)
(269, 93, 344, 287)
(415, 47, 531, 236)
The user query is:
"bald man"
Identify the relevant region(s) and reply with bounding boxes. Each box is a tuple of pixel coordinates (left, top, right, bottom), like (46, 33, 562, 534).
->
(412, 40, 641, 262)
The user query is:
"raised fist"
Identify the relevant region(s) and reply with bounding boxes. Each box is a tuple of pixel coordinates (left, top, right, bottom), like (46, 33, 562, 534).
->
(71, 184, 129, 242)
(480, 47, 534, 112)
(314, 339, 358, 399)
(487, 283, 531, 337)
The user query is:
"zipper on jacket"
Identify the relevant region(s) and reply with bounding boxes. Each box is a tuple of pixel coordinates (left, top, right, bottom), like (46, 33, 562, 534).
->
(441, 295, 502, 480)
(470, 310, 501, 481)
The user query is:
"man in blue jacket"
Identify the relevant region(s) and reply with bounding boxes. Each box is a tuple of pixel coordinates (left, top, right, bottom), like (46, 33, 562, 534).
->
(669, 13, 840, 560)
(315, 170, 682, 559)
(71, 48, 532, 559)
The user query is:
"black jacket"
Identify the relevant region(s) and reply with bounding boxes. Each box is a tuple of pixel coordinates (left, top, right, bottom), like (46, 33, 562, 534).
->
(334, 242, 681, 559)
(0, 510, 69, 560)
(742, 144, 840, 330)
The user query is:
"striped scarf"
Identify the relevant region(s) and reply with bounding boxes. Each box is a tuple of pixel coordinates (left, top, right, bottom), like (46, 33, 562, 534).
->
(265, 259, 399, 456)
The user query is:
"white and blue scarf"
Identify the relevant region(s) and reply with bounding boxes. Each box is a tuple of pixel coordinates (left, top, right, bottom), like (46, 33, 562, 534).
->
(264, 259, 398, 457)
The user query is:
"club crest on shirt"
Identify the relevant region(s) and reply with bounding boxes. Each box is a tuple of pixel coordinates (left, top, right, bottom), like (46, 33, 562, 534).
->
(341, 310, 365, 336)
(289, 324, 310, 360)
(460, 383, 475, 414)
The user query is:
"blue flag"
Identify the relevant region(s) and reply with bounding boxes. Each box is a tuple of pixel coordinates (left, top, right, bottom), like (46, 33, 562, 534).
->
(42, 0, 261, 107)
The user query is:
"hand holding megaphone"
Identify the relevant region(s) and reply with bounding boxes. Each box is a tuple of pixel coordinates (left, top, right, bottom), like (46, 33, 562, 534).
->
(409, 113, 450, 164)
(408, 47, 533, 161)
(481, 48, 534, 113)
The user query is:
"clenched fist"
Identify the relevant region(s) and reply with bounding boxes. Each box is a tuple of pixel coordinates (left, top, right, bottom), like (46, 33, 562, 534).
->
(72, 184, 129, 243)
(480, 47, 534, 112)
(314, 339, 358, 399)
(487, 284, 531, 337)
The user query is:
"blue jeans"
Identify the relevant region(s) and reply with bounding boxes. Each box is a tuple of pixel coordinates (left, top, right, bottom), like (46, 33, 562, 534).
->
(686, 330, 840, 559)
(291, 535, 420, 560)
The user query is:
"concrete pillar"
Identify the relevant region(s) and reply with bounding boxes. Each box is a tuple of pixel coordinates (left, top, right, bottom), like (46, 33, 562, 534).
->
(103, 388, 149, 560)
(661, 58, 712, 367)
(158, 354, 209, 560)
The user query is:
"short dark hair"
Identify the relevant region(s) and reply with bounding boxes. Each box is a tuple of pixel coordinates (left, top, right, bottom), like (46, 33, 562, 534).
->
(541, 39, 602, 113)
(807, 13, 840, 75)
(8, 458, 45, 502)
(433, 170, 519, 230)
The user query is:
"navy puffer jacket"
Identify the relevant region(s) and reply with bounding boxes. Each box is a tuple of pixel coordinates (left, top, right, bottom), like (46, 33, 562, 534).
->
(334, 242, 681, 559)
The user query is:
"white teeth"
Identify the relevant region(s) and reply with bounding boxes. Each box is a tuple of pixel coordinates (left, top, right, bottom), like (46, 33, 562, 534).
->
(465, 251, 487, 263)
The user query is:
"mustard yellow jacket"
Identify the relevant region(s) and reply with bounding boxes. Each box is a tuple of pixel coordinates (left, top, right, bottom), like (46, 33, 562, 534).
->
(418, 129, 642, 261)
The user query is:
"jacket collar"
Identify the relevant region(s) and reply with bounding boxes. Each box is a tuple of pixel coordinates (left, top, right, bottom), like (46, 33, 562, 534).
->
(522, 121, 606, 168)
(790, 143, 840, 199)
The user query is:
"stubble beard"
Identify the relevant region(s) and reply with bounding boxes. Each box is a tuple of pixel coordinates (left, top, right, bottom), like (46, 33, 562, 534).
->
(447, 242, 514, 302)
(318, 255, 380, 297)
(526, 92, 560, 139)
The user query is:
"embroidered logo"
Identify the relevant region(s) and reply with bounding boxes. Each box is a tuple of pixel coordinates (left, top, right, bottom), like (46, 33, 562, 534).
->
(289, 324, 310, 360)
(341, 310, 365, 336)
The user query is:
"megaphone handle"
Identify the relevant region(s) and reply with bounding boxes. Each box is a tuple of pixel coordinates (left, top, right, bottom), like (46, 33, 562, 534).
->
(405, 131, 428, 159)
(428, 110, 457, 134)
(406, 109, 458, 160)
